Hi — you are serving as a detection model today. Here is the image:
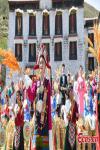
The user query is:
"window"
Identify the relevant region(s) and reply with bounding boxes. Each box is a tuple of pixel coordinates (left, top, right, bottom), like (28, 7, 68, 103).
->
(69, 41, 77, 60)
(15, 14, 23, 36)
(52, 0, 63, 8)
(88, 57, 94, 71)
(43, 43, 50, 62)
(29, 44, 36, 62)
(55, 12, 62, 35)
(15, 44, 22, 61)
(43, 13, 49, 36)
(69, 10, 77, 34)
(88, 33, 94, 47)
(29, 15, 36, 36)
(54, 42, 62, 61)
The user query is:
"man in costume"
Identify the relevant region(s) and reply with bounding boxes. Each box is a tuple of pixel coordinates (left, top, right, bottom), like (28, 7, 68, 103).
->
(60, 64, 67, 106)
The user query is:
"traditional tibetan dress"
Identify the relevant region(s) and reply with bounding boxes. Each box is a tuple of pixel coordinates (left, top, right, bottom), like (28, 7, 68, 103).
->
(13, 107, 24, 150)
(31, 78, 52, 150)
(64, 101, 78, 150)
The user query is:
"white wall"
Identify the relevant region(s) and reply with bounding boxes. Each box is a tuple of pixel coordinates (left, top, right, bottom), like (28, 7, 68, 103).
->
(40, 0, 52, 9)
(7, 6, 85, 84)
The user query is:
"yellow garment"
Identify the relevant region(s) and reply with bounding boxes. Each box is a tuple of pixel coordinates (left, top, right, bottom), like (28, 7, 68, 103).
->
(53, 117, 66, 150)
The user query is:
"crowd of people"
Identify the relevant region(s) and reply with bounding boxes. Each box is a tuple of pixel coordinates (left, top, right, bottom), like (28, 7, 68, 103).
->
(0, 45, 100, 150)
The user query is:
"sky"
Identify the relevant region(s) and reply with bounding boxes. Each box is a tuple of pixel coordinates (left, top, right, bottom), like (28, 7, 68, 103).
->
(85, 0, 100, 11)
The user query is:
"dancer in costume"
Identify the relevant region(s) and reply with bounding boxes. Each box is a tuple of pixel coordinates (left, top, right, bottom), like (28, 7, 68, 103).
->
(64, 87, 78, 150)
(28, 44, 52, 150)
(84, 83, 96, 131)
(13, 90, 24, 150)
(77, 67, 86, 115)
(61, 92, 71, 126)
(56, 88, 62, 117)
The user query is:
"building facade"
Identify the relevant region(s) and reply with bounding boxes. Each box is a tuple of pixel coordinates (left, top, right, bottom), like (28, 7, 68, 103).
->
(84, 16, 100, 73)
(7, 0, 97, 83)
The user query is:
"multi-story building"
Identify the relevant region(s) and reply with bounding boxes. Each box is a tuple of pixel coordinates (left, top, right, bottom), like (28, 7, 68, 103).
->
(7, 0, 99, 83)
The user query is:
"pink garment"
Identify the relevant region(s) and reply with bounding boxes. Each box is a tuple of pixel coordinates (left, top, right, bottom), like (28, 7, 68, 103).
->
(77, 76, 86, 115)
(27, 82, 37, 103)
(47, 79, 52, 130)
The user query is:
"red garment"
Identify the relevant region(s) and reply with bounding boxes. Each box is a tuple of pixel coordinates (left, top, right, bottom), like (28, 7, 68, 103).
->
(15, 108, 24, 127)
(27, 82, 37, 103)
(5, 106, 9, 117)
(70, 101, 78, 125)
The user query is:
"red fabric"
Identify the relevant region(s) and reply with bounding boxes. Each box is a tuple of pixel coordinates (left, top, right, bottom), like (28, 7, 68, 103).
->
(15, 108, 24, 127)
(71, 101, 78, 125)
(47, 80, 52, 130)
(33, 64, 39, 70)
(33, 63, 51, 70)
(5, 106, 9, 117)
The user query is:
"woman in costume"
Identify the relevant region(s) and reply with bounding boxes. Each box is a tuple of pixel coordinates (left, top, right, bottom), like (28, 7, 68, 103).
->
(77, 67, 86, 115)
(84, 83, 96, 130)
(64, 86, 79, 150)
(28, 44, 52, 150)
(13, 90, 24, 150)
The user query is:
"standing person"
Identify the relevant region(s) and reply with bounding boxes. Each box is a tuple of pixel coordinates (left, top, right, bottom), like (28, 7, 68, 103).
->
(61, 92, 71, 126)
(13, 90, 24, 150)
(77, 66, 86, 115)
(56, 88, 62, 117)
(64, 87, 79, 150)
(60, 64, 67, 105)
(73, 73, 78, 103)
(29, 44, 52, 150)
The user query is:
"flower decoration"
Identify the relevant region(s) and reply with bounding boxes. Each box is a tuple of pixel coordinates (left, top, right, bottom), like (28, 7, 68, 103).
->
(0, 48, 21, 72)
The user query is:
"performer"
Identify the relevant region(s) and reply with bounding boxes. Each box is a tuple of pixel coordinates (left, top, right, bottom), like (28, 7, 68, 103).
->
(77, 66, 86, 115)
(13, 90, 24, 150)
(29, 44, 52, 150)
(84, 83, 96, 131)
(56, 88, 62, 117)
(60, 64, 67, 105)
(64, 87, 79, 150)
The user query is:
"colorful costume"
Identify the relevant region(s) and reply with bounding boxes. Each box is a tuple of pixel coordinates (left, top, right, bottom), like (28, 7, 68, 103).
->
(64, 101, 78, 150)
(29, 78, 52, 150)
(13, 106, 24, 150)
(77, 76, 86, 115)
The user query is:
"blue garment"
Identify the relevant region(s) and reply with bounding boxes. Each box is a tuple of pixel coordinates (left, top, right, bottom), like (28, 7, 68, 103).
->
(24, 99, 31, 121)
(84, 94, 93, 117)
(51, 96, 57, 119)
(0, 98, 5, 105)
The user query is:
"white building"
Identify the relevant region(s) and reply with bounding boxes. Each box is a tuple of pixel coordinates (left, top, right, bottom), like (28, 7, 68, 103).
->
(7, 0, 98, 83)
